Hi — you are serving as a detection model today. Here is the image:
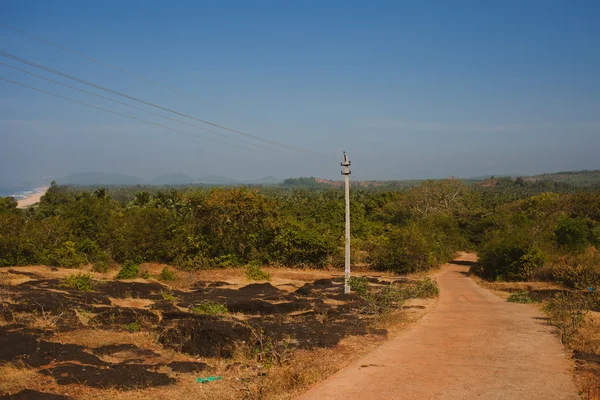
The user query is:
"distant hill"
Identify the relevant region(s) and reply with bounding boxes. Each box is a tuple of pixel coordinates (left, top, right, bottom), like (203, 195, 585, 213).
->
(57, 173, 145, 186)
(193, 175, 240, 185)
(150, 173, 193, 185)
(249, 176, 281, 185)
(526, 170, 600, 186)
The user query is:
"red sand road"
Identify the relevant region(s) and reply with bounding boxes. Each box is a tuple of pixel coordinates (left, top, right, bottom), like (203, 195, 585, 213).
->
(298, 253, 579, 400)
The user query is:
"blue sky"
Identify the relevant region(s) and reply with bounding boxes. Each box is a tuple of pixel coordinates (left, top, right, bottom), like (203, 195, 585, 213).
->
(1, 0, 599, 184)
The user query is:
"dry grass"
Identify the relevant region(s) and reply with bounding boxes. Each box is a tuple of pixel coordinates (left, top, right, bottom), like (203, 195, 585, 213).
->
(0, 363, 44, 394)
(109, 298, 155, 309)
(0, 263, 438, 399)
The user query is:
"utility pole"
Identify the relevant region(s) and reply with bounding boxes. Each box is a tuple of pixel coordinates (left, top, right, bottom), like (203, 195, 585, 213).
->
(341, 151, 351, 294)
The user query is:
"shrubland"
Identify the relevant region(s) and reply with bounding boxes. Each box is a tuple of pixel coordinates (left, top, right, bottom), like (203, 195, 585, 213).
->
(1, 177, 599, 289)
(0, 180, 472, 272)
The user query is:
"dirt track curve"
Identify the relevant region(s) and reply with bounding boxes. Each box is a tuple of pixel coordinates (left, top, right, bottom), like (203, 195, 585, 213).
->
(298, 253, 579, 400)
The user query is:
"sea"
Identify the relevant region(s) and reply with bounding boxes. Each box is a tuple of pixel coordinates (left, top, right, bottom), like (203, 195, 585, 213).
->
(0, 188, 37, 200)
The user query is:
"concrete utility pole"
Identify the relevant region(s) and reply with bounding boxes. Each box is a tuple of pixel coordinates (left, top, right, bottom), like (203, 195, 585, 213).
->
(341, 152, 351, 294)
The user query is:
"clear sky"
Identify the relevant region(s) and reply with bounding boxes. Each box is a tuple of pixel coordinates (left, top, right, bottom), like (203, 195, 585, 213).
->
(1, 0, 599, 184)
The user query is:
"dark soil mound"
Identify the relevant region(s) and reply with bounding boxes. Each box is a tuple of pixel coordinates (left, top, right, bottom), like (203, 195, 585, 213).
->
(94, 282, 166, 300)
(0, 389, 72, 399)
(313, 278, 333, 286)
(9, 287, 111, 313)
(0, 304, 13, 322)
(150, 301, 180, 313)
(225, 298, 313, 314)
(238, 283, 283, 296)
(159, 315, 251, 357)
(208, 281, 231, 287)
(41, 363, 175, 389)
(167, 361, 209, 373)
(0, 327, 105, 368)
(92, 344, 159, 358)
(6, 269, 40, 278)
(573, 350, 600, 364)
(91, 307, 159, 329)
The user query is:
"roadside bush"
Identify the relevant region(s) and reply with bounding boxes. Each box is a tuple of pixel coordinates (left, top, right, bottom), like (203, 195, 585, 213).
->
(405, 277, 440, 298)
(507, 291, 536, 304)
(349, 276, 404, 315)
(62, 273, 94, 292)
(116, 261, 139, 280)
(246, 264, 271, 281)
(544, 292, 591, 344)
(552, 251, 600, 289)
(159, 266, 176, 282)
(478, 231, 546, 281)
(554, 217, 590, 253)
(272, 223, 336, 267)
(192, 301, 228, 315)
(368, 226, 434, 273)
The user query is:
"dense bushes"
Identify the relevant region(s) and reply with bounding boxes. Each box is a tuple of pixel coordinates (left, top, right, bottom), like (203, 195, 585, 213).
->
(477, 192, 600, 285)
(0, 182, 473, 272)
(6, 179, 597, 282)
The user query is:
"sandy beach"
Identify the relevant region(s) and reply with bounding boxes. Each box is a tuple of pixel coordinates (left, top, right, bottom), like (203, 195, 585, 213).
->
(16, 187, 49, 209)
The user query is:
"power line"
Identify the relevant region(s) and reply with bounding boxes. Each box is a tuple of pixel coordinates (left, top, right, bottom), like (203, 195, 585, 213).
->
(0, 22, 261, 123)
(0, 50, 336, 160)
(0, 61, 295, 157)
(0, 76, 285, 157)
(1, 25, 388, 179)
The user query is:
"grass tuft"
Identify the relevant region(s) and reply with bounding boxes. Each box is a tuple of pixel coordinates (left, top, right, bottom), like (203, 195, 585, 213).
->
(192, 301, 229, 315)
(62, 273, 94, 292)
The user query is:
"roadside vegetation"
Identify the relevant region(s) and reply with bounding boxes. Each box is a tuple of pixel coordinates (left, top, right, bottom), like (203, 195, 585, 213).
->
(1, 173, 600, 398)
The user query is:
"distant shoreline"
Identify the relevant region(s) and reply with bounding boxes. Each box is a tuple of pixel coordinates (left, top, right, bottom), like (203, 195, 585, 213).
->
(16, 187, 49, 209)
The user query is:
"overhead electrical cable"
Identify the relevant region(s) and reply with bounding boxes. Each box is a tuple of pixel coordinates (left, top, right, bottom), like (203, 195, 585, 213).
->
(0, 61, 295, 157)
(0, 76, 288, 157)
(1, 24, 387, 179)
(0, 50, 335, 160)
(0, 24, 386, 178)
(0, 22, 261, 123)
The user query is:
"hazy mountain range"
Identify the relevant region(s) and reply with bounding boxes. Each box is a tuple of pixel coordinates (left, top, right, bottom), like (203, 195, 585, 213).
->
(55, 172, 282, 186)
(2, 169, 600, 198)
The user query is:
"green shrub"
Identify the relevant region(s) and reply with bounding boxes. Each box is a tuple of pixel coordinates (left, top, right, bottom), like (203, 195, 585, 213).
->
(554, 217, 590, 253)
(367, 227, 434, 273)
(161, 291, 177, 303)
(543, 292, 590, 344)
(478, 231, 546, 281)
(52, 241, 87, 268)
(159, 266, 176, 282)
(246, 264, 271, 281)
(507, 291, 536, 304)
(116, 261, 139, 280)
(91, 250, 112, 273)
(62, 273, 94, 292)
(349, 276, 404, 315)
(122, 321, 140, 332)
(552, 251, 600, 289)
(348, 276, 370, 296)
(174, 254, 211, 270)
(272, 223, 336, 267)
(192, 301, 228, 315)
(406, 277, 440, 298)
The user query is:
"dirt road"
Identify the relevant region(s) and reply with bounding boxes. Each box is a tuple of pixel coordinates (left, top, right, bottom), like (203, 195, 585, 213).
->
(298, 253, 579, 400)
